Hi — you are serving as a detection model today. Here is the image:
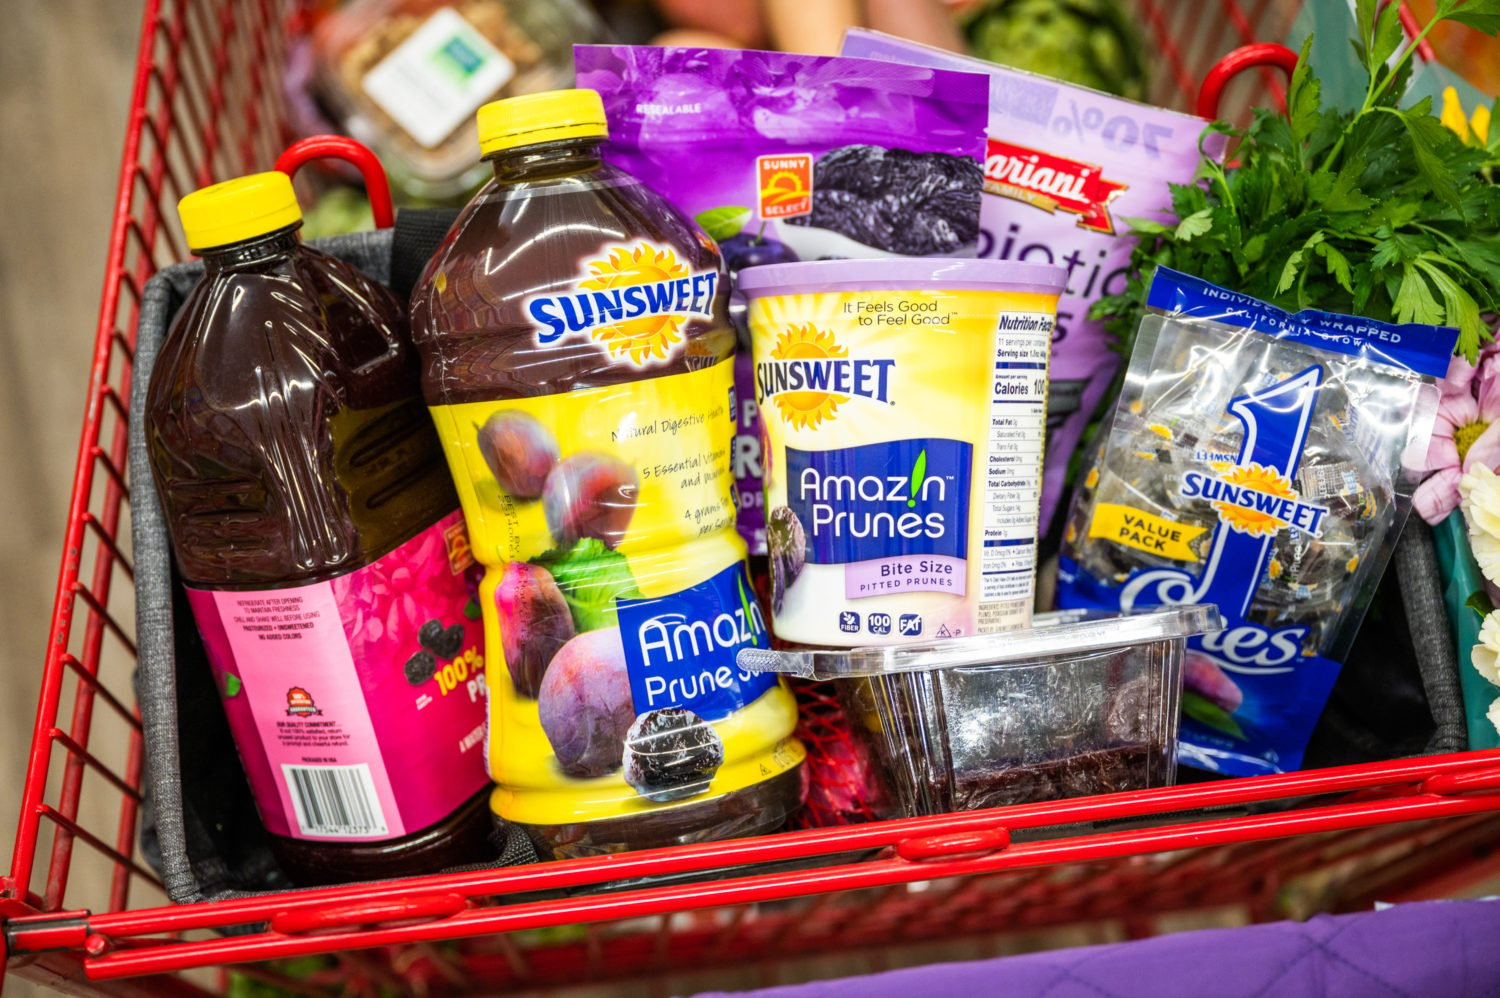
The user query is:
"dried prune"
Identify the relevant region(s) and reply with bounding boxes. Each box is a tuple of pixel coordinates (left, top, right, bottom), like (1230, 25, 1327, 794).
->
(404, 650, 437, 686)
(622, 708, 725, 803)
(435, 624, 466, 660)
(767, 505, 807, 614)
(786, 145, 981, 255)
(418, 618, 445, 652)
(955, 746, 1153, 810)
(543, 453, 639, 549)
(478, 410, 559, 500)
(537, 627, 635, 778)
(494, 561, 576, 698)
(418, 618, 465, 660)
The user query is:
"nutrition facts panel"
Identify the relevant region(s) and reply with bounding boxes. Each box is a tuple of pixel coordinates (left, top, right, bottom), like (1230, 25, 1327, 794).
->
(979, 312, 1053, 631)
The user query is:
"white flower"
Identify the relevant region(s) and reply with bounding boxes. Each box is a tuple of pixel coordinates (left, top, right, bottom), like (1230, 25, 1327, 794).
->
(1472, 532, 1500, 590)
(1461, 465, 1500, 589)
(1488, 695, 1500, 737)
(1462, 464, 1500, 540)
(1472, 611, 1500, 687)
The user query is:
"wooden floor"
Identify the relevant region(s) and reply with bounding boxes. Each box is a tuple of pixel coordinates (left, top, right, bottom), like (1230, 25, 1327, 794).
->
(0, 4, 144, 995)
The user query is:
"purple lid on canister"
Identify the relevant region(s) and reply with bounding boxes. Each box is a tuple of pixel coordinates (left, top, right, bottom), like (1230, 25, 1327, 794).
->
(736, 258, 1069, 297)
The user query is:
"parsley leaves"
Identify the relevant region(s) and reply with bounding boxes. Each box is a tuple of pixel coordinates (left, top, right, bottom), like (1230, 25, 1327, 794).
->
(1094, 0, 1500, 361)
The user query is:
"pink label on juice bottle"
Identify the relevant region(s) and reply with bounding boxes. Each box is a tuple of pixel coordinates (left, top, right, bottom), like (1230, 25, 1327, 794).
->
(186, 511, 489, 841)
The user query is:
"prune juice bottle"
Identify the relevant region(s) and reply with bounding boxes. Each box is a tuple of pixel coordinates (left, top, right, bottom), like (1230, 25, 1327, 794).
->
(146, 172, 494, 885)
(410, 91, 805, 858)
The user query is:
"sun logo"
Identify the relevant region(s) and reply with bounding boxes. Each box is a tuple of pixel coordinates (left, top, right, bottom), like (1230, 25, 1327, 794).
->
(757, 154, 812, 218)
(578, 244, 693, 365)
(768, 325, 849, 429)
(1211, 464, 1299, 537)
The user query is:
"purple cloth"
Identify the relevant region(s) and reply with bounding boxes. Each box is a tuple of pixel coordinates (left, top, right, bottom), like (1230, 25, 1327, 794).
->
(694, 899, 1500, 997)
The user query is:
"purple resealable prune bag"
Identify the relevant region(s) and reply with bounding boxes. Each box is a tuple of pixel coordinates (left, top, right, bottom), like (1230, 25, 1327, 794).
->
(574, 44, 990, 556)
(841, 30, 1228, 536)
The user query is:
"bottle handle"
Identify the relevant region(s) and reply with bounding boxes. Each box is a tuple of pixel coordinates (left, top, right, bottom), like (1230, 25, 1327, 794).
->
(275, 135, 396, 230)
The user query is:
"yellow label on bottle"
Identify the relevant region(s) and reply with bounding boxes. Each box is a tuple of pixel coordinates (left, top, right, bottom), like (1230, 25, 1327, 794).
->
(1087, 503, 1207, 562)
(429, 358, 802, 827)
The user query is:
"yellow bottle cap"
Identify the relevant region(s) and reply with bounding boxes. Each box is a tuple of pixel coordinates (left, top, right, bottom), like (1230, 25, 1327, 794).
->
(477, 89, 608, 157)
(178, 172, 302, 253)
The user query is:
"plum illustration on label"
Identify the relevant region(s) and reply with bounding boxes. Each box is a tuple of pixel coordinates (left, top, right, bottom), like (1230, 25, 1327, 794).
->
(524, 240, 719, 364)
(427, 361, 804, 829)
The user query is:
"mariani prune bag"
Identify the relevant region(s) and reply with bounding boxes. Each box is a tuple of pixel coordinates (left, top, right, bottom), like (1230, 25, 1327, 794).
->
(1056, 268, 1457, 777)
(574, 45, 990, 558)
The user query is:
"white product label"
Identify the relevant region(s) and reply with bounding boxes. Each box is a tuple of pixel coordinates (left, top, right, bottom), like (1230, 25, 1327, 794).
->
(977, 312, 1052, 631)
(360, 7, 515, 149)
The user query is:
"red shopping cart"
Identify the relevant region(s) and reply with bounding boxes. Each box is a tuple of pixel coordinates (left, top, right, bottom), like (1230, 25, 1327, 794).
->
(5, 2, 1499, 995)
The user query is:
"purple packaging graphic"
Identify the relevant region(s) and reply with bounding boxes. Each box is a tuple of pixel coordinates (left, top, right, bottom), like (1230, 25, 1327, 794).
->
(574, 45, 989, 560)
(733, 352, 766, 555)
(841, 30, 1227, 536)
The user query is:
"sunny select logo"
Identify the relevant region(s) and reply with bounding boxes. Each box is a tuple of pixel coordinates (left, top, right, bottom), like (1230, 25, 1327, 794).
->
(755, 325, 894, 429)
(525, 241, 720, 366)
(757, 154, 812, 219)
(983, 138, 1128, 235)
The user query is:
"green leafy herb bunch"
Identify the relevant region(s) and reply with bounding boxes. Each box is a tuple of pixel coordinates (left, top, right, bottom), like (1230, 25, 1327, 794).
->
(1094, 0, 1500, 361)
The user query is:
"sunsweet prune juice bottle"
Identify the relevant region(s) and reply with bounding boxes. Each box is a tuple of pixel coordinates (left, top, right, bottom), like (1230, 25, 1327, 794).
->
(410, 91, 805, 858)
(146, 173, 494, 885)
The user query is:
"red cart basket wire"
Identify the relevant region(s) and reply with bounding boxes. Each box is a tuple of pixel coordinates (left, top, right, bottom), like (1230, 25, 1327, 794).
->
(6, 1, 1500, 995)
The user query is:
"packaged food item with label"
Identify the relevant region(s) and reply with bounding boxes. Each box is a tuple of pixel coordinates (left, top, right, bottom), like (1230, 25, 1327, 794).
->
(839, 29, 1227, 536)
(409, 90, 805, 858)
(741, 604, 1219, 817)
(145, 173, 493, 885)
(573, 45, 990, 576)
(1055, 268, 1458, 776)
(312, 0, 607, 202)
(742, 258, 1066, 646)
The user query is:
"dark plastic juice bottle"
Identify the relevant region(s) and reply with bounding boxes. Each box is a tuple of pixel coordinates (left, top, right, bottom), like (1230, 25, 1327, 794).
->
(146, 172, 494, 885)
(410, 90, 805, 859)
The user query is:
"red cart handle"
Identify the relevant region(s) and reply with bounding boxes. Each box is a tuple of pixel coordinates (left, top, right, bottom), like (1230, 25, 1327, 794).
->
(275, 135, 396, 230)
(1196, 43, 1300, 121)
(897, 827, 1011, 862)
(269, 892, 469, 935)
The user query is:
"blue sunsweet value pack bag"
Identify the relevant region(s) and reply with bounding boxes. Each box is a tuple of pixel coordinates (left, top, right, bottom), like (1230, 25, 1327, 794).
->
(1056, 268, 1457, 776)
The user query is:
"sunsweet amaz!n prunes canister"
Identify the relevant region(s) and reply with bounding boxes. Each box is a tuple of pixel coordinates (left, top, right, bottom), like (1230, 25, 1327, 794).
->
(741, 259, 1067, 647)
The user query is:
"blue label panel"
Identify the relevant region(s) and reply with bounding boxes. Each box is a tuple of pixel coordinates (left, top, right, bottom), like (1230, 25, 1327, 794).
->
(786, 439, 973, 565)
(1147, 267, 1457, 379)
(615, 562, 775, 722)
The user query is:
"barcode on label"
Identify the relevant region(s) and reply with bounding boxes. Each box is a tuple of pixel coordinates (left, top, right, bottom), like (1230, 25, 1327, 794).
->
(282, 764, 389, 838)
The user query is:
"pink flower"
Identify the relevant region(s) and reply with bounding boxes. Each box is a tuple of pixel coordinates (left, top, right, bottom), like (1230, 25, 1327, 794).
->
(1413, 352, 1500, 524)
